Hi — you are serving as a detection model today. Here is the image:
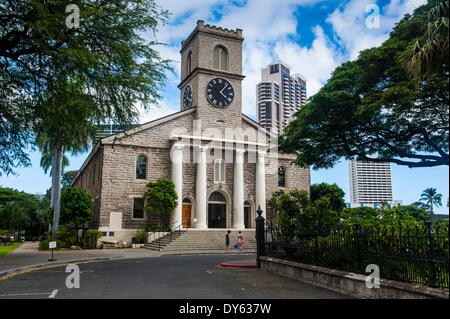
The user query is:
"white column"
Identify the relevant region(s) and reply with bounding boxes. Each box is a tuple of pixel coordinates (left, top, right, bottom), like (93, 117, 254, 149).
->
(256, 151, 266, 218)
(195, 146, 208, 229)
(233, 150, 245, 229)
(171, 143, 184, 228)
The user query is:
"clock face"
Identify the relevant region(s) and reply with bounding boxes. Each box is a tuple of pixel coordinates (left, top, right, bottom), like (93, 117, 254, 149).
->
(183, 85, 193, 110)
(206, 78, 234, 108)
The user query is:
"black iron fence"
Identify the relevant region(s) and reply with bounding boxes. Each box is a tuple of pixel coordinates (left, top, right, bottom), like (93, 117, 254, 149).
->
(264, 221, 449, 289)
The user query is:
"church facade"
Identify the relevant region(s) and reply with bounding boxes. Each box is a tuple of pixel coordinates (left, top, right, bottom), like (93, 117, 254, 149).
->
(73, 21, 310, 242)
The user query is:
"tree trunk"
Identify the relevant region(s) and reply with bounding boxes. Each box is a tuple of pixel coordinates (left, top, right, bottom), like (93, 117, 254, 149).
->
(51, 146, 63, 239)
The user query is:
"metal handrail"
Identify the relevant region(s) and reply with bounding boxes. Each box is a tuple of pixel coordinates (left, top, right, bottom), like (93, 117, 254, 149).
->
(147, 222, 183, 251)
(169, 223, 183, 241)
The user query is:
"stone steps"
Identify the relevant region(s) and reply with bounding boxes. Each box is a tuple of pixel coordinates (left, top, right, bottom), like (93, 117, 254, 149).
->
(144, 229, 256, 252)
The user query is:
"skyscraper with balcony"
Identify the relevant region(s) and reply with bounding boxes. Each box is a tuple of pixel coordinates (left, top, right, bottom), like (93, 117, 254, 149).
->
(256, 61, 307, 134)
(348, 159, 400, 207)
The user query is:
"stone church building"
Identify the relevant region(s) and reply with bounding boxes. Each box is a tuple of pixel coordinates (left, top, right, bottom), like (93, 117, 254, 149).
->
(73, 21, 310, 243)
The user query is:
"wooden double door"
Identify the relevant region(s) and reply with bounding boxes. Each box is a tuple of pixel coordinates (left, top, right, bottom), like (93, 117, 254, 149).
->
(182, 204, 192, 228)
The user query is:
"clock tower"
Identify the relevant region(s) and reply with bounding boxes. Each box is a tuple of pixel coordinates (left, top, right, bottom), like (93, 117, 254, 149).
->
(178, 20, 245, 130)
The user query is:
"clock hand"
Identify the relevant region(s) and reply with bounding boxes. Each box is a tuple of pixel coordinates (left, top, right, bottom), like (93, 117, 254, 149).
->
(220, 83, 228, 97)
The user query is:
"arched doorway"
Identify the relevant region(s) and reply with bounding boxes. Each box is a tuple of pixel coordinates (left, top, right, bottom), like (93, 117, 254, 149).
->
(244, 200, 252, 229)
(208, 192, 227, 228)
(182, 198, 192, 228)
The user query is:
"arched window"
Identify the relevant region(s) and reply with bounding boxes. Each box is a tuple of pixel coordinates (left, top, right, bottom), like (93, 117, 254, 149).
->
(136, 155, 147, 179)
(187, 51, 192, 74)
(213, 45, 228, 71)
(209, 191, 226, 203)
(278, 167, 286, 187)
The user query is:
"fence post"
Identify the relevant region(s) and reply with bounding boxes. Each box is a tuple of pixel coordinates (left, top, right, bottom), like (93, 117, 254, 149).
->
(355, 223, 362, 273)
(314, 223, 319, 264)
(425, 220, 439, 288)
(255, 206, 266, 268)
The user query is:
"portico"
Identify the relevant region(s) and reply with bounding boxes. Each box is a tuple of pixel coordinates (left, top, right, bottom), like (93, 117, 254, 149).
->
(170, 141, 266, 230)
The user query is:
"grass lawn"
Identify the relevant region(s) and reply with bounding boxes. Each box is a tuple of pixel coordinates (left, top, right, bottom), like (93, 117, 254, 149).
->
(0, 242, 23, 258)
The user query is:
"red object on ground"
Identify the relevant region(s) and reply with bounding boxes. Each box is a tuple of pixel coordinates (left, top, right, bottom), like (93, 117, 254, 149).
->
(219, 259, 257, 269)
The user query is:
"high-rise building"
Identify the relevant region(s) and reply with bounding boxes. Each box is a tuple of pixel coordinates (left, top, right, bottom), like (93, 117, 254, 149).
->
(95, 123, 139, 143)
(256, 61, 307, 134)
(348, 159, 396, 206)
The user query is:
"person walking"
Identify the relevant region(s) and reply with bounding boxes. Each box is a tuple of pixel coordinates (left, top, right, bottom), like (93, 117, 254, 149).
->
(225, 230, 231, 250)
(237, 231, 245, 251)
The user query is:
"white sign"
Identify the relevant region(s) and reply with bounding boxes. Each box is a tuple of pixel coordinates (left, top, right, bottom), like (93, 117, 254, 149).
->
(49, 241, 57, 249)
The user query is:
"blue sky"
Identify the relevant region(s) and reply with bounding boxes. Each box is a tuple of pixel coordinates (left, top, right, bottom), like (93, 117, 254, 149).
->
(1, 0, 448, 214)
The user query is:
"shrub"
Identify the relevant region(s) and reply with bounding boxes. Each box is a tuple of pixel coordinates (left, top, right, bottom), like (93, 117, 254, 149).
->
(60, 187, 93, 226)
(56, 226, 77, 248)
(83, 229, 103, 249)
(144, 179, 178, 229)
(39, 239, 64, 250)
(133, 229, 148, 244)
(145, 224, 158, 232)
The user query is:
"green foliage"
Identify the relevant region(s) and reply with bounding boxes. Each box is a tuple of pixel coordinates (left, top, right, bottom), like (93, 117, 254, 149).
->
(1, 0, 171, 176)
(83, 229, 102, 249)
(339, 205, 435, 228)
(37, 139, 70, 176)
(0, 187, 44, 236)
(55, 226, 76, 248)
(279, 1, 448, 169)
(341, 207, 379, 220)
(310, 183, 345, 212)
(144, 179, 178, 216)
(389, 205, 432, 222)
(268, 189, 339, 241)
(144, 224, 170, 232)
(400, 0, 449, 81)
(133, 229, 148, 244)
(301, 197, 339, 230)
(60, 187, 93, 227)
(61, 171, 79, 189)
(39, 239, 64, 250)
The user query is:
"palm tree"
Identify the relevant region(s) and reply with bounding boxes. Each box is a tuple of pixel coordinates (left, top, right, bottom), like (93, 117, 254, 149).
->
(400, 0, 449, 81)
(37, 137, 70, 176)
(420, 187, 443, 214)
(39, 148, 70, 176)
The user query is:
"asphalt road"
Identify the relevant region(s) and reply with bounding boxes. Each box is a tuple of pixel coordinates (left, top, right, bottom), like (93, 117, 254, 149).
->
(0, 254, 350, 299)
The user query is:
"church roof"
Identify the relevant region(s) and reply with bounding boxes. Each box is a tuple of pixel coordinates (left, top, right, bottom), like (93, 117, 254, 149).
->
(72, 108, 275, 186)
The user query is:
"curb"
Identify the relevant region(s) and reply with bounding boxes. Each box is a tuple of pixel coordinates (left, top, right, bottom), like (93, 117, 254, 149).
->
(219, 263, 258, 269)
(0, 257, 112, 279)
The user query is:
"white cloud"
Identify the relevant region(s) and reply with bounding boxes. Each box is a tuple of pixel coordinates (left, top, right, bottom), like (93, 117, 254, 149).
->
(326, 0, 427, 60)
(139, 98, 179, 123)
(273, 26, 342, 96)
(138, 0, 427, 122)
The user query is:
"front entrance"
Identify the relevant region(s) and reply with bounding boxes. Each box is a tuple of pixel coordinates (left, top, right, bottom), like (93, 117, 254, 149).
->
(208, 192, 227, 228)
(182, 198, 192, 228)
(244, 204, 251, 228)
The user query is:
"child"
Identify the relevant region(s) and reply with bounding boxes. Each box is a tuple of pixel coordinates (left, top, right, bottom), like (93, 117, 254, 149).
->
(225, 230, 231, 250)
(237, 231, 245, 250)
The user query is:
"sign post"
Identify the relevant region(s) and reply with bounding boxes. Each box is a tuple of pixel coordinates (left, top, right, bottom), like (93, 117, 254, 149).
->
(48, 241, 57, 261)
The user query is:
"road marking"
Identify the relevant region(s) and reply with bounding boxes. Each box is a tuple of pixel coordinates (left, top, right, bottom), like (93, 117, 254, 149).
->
(206, 270, 213, 274)
(80, 270, 94, 274)
(48, 289, 59, 298)
(0, 292, 50, 297)
(0, 260, 105, 281)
